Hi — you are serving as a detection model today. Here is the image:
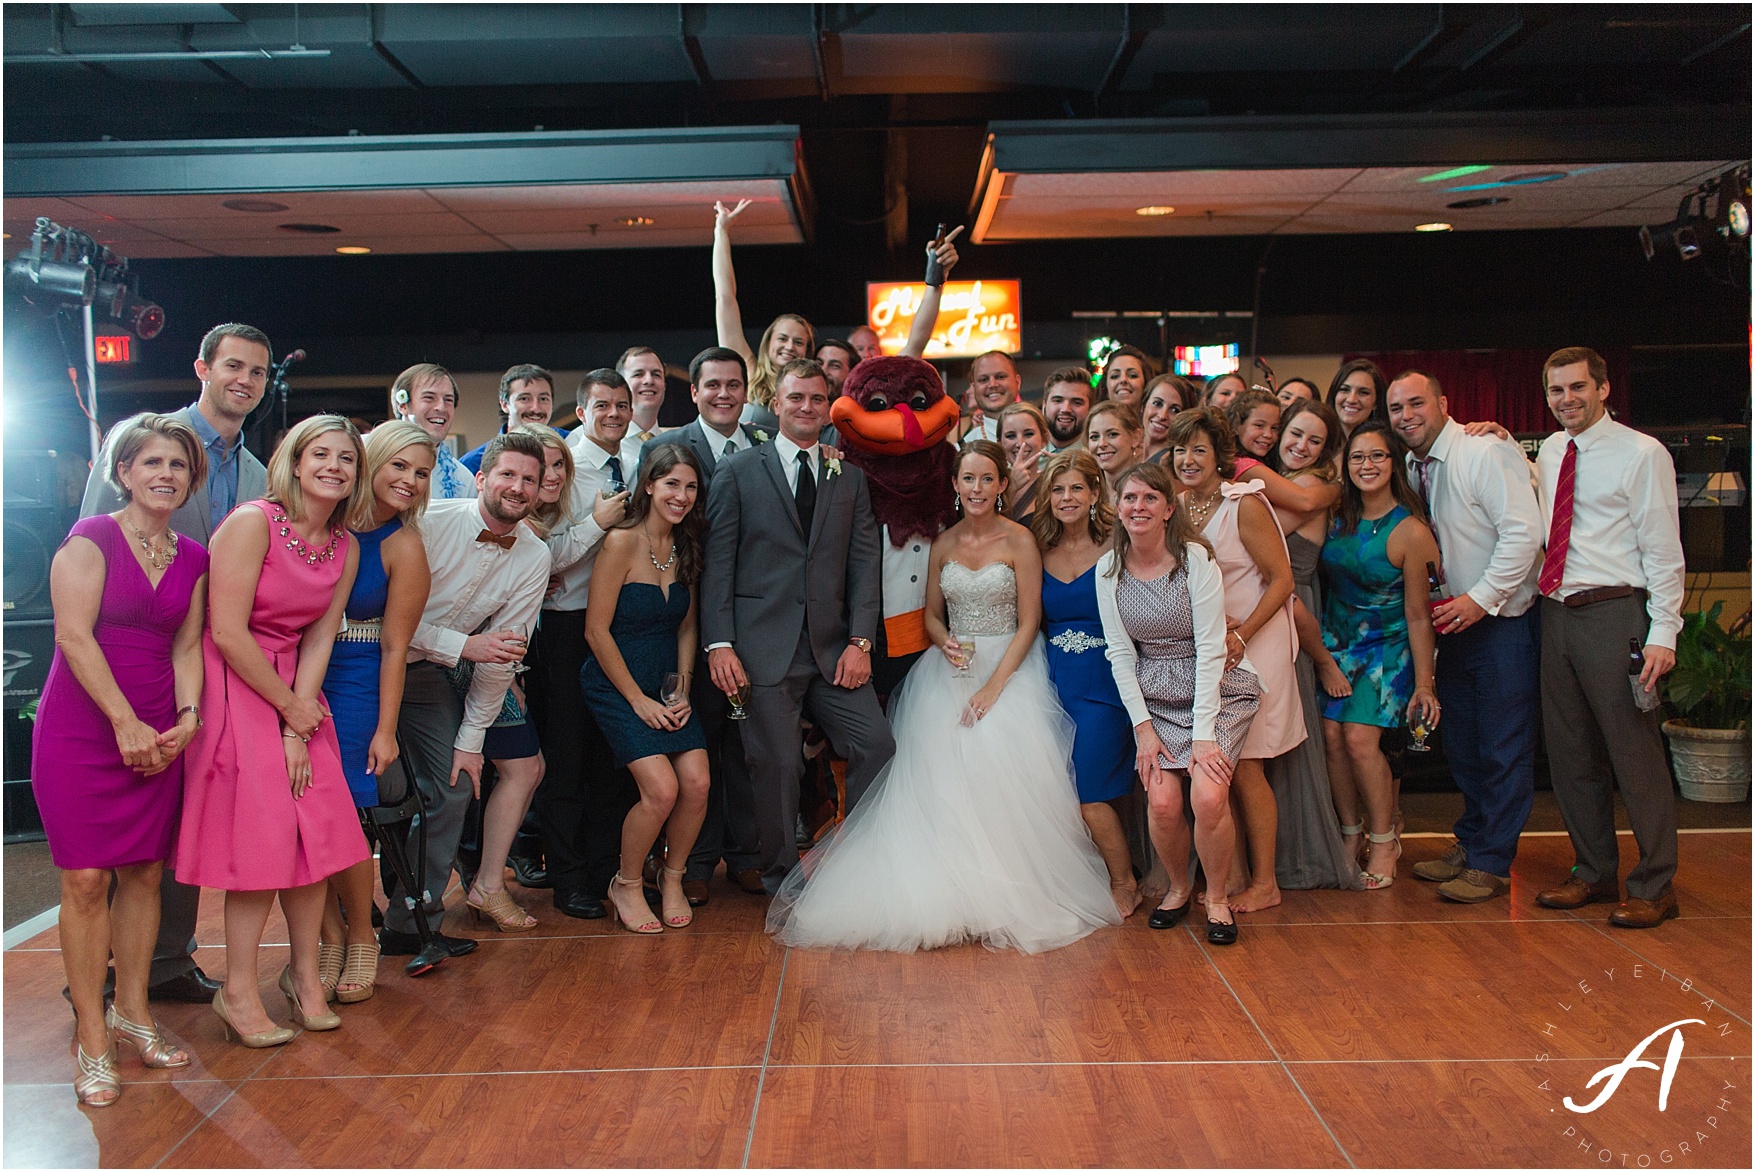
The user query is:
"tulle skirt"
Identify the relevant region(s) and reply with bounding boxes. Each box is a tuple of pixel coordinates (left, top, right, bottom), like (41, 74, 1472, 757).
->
(767, 632, 1123, 954)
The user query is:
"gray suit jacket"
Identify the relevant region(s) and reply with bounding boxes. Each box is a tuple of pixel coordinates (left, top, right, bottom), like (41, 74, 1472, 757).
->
(79, 404, 269, 545)
(701, 442, 881, 687)
(636, 418, 765, 491)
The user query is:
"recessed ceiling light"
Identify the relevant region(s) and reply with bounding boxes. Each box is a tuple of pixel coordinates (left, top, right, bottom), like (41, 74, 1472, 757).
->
(223, 198, 290, 213)
(1135, 205, 1176, 216)
(1447, 196, 1511, 209)
(1414, 222, 1453, 232)
(617, 216, 655, 227)
(279, 222, 341, 234)
(335, 245, 372, 254)
(1418, 165, 1493, 183)
(2, 233, 9, 239)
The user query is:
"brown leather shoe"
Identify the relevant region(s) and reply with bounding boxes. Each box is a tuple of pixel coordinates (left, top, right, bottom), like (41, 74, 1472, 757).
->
(732, 868, 767, 895)
(682, 879, 709, 907)
(1535, 875, 1619, 909)
(1608, 892, 1679, 929)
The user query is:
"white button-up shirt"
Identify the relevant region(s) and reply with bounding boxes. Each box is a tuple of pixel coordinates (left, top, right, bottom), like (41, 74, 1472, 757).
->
(408, 498, 551, 753)
(1406, 417, 1543, 618)
(548, 429, 645, 612)
(1536, 413, 1686, 649)
(773, 432, 821, 494)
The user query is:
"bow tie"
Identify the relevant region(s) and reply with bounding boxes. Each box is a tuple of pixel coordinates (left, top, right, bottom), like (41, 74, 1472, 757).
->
(475, 529, 517, 550)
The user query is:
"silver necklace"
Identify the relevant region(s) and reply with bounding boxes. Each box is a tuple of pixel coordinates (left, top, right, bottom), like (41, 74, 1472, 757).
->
(126, 516, 178, 571)
(646, 532, 677, 573)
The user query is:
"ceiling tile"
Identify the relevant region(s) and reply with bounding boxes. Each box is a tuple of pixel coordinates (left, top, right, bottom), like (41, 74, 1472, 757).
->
(125, 212, 479, 241)
(426, 180, 788, 212)
(498, 222, 800, 251)
(64, 191, 453, 219)
(1012, 169, 1360, 198)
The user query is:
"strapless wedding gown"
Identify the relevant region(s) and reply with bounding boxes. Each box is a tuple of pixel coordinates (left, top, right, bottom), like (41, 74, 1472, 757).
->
(767, 561, 1122, 954)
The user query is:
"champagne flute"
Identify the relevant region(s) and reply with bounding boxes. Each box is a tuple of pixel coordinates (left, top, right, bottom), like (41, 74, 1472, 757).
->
(507, 622, 532, 676)
(727, 680, 751, 721)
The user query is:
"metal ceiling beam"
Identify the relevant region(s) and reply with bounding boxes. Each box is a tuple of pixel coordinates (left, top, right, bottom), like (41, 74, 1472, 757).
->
(4, 126, 806, 197)
(1093, 4, 1153, 114)
(678, 4, 713, 90)
(1681, 21, 1751, 66)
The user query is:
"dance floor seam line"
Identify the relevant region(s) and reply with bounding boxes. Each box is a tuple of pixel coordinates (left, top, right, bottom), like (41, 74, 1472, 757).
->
(149, 1045, 286, 1171)
(1189, 926, 1361, 1169)
(1562, 908, 1755, 1028)
(741, 943, 790, 1170)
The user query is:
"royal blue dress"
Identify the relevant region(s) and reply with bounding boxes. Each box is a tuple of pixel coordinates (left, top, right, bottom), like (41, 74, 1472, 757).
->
(1041, 564, 1134, 803)
(579, 581, 705, 767)
(321, 519, 400, 808)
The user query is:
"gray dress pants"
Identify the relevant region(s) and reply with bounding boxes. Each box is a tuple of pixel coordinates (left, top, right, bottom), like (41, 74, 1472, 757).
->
(384, 661, 470, 933)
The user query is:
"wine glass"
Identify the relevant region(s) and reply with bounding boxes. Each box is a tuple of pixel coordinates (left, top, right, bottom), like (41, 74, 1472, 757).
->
(508, 622, 533, 676)
(1407, 707, 1434, 752)
(726, 680, 751, 721)
(660, 672, 687, 707)
(952, 634, 976, 675)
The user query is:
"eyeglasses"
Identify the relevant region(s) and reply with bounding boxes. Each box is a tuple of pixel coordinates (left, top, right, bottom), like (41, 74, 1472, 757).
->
(1347, 450, 1393, 466)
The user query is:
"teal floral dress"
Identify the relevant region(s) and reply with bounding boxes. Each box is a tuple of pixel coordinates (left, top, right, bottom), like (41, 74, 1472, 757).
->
(1319, 505, 1413, 728)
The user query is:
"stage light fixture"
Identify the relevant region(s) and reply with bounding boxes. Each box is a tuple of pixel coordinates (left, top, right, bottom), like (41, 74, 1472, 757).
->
(1716, 166, 1750, 239)
(4, 217, 97, 307)
(1639, 192, 1713, 262)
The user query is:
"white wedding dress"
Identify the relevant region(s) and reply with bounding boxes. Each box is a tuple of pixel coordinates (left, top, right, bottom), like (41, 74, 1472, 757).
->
(767, 561, 1123, 954)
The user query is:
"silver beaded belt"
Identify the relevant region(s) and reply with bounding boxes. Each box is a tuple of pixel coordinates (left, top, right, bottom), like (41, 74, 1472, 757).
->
(1048, 629, 1106, 654)
(337, 617, 383, 644)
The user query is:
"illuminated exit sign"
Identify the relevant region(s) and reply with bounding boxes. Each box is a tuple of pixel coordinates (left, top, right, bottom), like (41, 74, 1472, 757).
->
(866, 280, 1022, 359)
(94, 335, 133, 364)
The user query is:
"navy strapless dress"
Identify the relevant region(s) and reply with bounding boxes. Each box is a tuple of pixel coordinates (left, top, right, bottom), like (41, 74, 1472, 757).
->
(579, 581, 706, 767)
(321, 519, 401, 808)
(1041, 564, 1134, 803)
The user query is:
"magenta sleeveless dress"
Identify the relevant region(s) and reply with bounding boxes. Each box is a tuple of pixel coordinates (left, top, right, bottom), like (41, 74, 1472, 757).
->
(176, 500, 369, 891)
(31, 515, 209, 870)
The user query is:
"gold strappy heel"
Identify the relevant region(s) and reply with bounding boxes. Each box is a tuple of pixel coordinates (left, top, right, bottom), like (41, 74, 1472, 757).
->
(467, 886, 538, 933)
(106, 1004, 190, 1068)
(74, 1044, 121, 1108)
(659, 865, 694, 928)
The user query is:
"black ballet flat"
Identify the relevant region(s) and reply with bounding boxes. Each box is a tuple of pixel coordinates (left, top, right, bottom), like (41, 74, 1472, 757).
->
(1148, 897, 1191, 930)
(1205, 910, 1239, 946)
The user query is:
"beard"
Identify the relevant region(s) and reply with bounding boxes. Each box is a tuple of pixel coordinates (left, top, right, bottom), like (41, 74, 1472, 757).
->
(482, 489, 534, 525)
(1047, 415, 1085, 445)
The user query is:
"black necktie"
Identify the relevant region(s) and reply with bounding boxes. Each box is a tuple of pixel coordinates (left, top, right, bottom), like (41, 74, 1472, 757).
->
(605, 455, 625, 494)
(794, 449, 816, 536)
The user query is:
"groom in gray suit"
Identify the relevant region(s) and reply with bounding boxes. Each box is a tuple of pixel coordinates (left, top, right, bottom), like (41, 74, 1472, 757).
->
(703, 358, 895, 891)
(78, 321, 271, 1002)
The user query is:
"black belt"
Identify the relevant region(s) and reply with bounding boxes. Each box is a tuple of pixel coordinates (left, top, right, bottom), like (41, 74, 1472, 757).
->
(1561, 585, 1645, 609)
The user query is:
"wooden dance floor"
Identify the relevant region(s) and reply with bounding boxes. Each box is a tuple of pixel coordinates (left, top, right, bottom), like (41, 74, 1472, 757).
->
(4, 831, 1749, 1168)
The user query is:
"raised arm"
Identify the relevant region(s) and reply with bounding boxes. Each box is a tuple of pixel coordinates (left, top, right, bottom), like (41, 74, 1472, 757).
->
(712, 199, 755, 364)
(901, 227, 963, 359)
(1240, 462, 1341, 521)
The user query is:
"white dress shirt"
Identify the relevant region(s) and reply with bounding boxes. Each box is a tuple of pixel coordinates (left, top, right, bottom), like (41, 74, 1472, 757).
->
(1536, 413, 1686, 649)
(773, 431, 820, 493)
(959, 416, 1000, 446)
(1407, 417, 1543, 618)
(1094, 545, 1231, 744)
(702, 420, 752, 464)
(549, 430, 645, 612)
(408, 498, 552, 753)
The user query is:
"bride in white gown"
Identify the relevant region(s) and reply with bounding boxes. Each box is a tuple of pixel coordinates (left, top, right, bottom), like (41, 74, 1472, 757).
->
(767, 440, 1123, 954)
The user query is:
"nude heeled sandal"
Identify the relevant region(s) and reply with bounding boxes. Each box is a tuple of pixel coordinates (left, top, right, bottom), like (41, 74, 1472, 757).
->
(608, 872, 663, 934)
(106, 1004, 190, 1068)
(659, 865, 693, 928)
(74, 1043, 121, 1108)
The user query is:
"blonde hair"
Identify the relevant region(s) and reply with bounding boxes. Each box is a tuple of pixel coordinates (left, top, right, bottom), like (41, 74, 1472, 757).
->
(266, 415, 370, 531)
(362, 420, 438, 533)
(749, 313, 815, 408)
(1031, 449, 1114, 550)
(104, 412, 207, 508)
(511, 424, 575, 537)
(996, 400, 1050, 444)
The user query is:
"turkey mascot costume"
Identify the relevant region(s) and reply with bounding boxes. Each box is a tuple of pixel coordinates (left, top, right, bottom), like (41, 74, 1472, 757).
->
(828, 355, 962, 698)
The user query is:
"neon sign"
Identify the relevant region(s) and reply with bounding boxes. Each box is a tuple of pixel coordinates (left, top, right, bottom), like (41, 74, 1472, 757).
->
(866, 280, 1022, 359)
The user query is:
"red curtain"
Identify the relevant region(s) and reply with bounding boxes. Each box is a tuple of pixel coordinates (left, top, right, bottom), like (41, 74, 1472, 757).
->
(1342, 348, 1632, 435)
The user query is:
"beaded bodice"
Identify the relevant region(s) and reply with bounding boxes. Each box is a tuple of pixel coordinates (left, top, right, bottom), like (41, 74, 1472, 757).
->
(941, 561, 1018, 637)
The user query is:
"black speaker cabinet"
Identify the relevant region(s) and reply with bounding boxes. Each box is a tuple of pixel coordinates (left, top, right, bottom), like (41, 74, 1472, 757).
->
(4, 448, 87, 620)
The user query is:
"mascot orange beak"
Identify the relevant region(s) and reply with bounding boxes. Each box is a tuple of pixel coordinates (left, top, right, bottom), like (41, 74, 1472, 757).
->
(830, 395, 962, 457)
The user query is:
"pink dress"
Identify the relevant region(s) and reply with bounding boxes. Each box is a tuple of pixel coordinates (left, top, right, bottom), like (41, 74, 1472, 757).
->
(177, 500, 369, 891)
(1205, 481, 1306, 759)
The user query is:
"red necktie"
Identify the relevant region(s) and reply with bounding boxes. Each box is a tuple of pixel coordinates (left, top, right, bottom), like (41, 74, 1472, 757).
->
(1538, 439, 1577, 596)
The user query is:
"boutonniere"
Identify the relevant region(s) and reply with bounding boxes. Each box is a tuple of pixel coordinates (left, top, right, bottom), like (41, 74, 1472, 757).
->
(826, 457, 842, 478)
(753, 429, 770, 444)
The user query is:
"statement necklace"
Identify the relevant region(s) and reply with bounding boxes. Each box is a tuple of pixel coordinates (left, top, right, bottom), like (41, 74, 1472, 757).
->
(126, 516, 178, 572)
(273, 508, 344, 566)
(1185, 487, 1223, 527)
(646, 530, 678, 573)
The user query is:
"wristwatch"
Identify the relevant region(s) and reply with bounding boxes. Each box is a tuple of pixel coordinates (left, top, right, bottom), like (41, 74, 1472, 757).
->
(848, 637, 873, 654)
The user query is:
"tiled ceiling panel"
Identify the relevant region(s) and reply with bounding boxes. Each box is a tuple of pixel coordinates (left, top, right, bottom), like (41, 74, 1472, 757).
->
(975, 161, 1749, 240)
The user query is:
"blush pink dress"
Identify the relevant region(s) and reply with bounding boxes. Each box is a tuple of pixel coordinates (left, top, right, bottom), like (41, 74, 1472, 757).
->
(1205, 481, 1306, 759)
(176, 500, 369, 891)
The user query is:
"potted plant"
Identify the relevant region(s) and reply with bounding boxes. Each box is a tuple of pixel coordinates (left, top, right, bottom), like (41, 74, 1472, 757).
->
(1661, 601, 1752, 803)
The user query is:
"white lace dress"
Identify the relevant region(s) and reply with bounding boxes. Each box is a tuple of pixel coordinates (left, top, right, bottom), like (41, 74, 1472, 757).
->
(766, 561, 1122, 954)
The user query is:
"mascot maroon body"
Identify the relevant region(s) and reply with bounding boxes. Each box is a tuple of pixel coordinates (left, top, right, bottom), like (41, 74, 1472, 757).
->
(828, 355, 962, 691)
